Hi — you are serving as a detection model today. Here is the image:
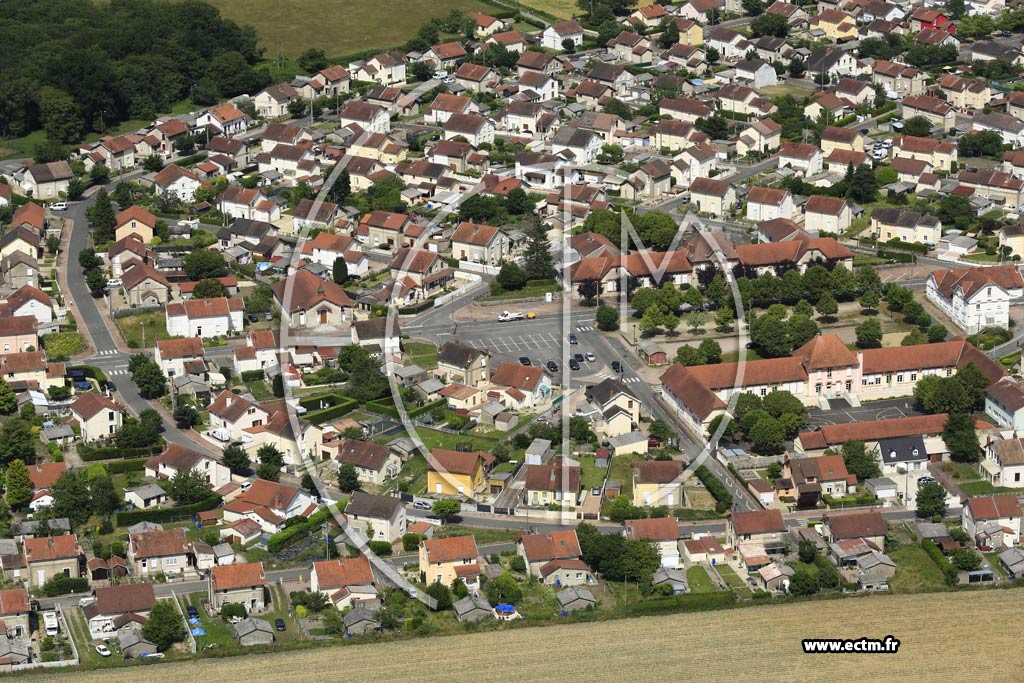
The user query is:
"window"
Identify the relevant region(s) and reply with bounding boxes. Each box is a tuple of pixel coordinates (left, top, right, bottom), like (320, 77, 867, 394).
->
(845, 381, 851, 392)
(827, 369, 832, 379)
(897, 374, 903, 383)
(815, 384, 822, 395)
(911, 372, 917, 382)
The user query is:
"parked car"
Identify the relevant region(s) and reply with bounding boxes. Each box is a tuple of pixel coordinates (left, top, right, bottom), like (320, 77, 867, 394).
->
(275, 618, 286, 632)
(591, 487, 601, 496)
(574, 353, 584, 363)
(95, 645, 111, 657)
(519, 356, 531, 366)
(50, 201, 67, 211)
(648, 437, 661, 448)
(569, 359, 580, 371)
(187, 605, 199, 619)
(585, 352, 596, 362)
(106, 279, 122, 288)
(569, 333, 578, 345)
(248, 313, 259, 323)
(413, 500, 432, 510)
(611, 360, 622, 373)
(546, 360, 559, 372)
(526, 311, 536, 319)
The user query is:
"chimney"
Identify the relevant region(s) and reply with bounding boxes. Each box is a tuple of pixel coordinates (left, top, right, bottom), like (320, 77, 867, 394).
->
(225, 396, 232, 408)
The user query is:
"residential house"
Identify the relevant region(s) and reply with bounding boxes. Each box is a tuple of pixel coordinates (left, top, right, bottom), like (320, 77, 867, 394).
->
(489, 362, 552, 408)
(83, 584, 155, 635)
(254, 83, 299, 118)
(427, 449, 491, 497)
(127, 528, 189, 577)
(625, 518, 681, 568)
(524, 460, 581, 508)
(345, 492, 406, 544)
(632, 460, 685, 508)
(901, 94, 956, 130)
(541, 20, 583, 50)
(209, 562, 267, 613)
(436, 340, 489, 387)
(15, 162, 72, 199)
(727, 510, 787, 553)
(25, 534, 81, 587)
(443, 113, 495, 147)
(339, 100, 391, 135)
(144, 443, 231, 488)
(745, 187, 795, 222)
(113, 206, 156, 244)
(958, 169, 1024, 210)
(689, 177, 736, 216)
(310, 555, 377, 609)
(926, 265, 1024, 333)
(584, 378, 640, 438)
(218, 186, 281, 223)
(962, 495, 1021, 548)
(335, 439, 401, 488)
(871, 207, 941, 245)
(165, 297, 244, 338)
(804, 195, 852, 233)
(153, 337, 205, 378)
(270, 270, 353, 328)
(809, 8, 857, 41)
(778, 141, 823, 176)
(450, 222, 509, 264)
(419, 536, 480, 588)
(70, 392, 121, 443)
(517, 530, 590, 586)
(152, 165, 201, 201)
(822, 509, 887, 549)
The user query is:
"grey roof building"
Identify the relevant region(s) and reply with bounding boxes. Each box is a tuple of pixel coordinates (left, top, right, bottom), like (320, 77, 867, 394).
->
(556, 586, 595, 613)
(876, 435, 927, 467)
(118, 631, 157, 659)
(343, 606, 380, 635)
(234, 617, 275, 647)
(453, 594, 494, 622)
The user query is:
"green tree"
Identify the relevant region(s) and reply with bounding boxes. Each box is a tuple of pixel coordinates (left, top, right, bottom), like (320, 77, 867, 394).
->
(596, 305, 618, 331)
(0, 379, 16, 415)
(927, 324, 948, 343)
(297, 47, 328, 73)
(173, 402, 199, 429)
(432, 498, 462, 522)
(257, 444, 284, 481)
(789, 567, 818, 595)
(222, 444, 250, 474)
(797, 540, 817, 564)
(90, 164, 110, 185)
(272, 373, 284, 398)
(902, 116, 932, 137)
(749, 416, 786, 454)
(956, 361, 990, 411)
(788, 55, 806, 78)
(0, 419, 36, 465)
(943, 413, 981, 463)
(142, 601, 185, 651)
(332, 256, 348, 284)
(840, 440, 880, 481)
(78, 248, 101, 271)
(751, 314, 790, 357)
(859, 289, 880, 313)
(495, 261, 527, 291)
(698, 338, 722, 364)
(183, 249, 228, 280)
(86, 188, 116, 243)
(192, 278, 227, 299)
(695, 113, 729, 140)
(715, 306, 734, 331)
(168, 469, 209, 505)
(484, 572, 523, 606)
(85, 268, 107, 293)
(522, 215, 554, 280)
(922, 377, 970, 415)
(4, 459, 31, 509)
(648, 419, 674, 444)
(742, 0, 764, 14)
(855, 318, 882, 349)
(131, 359, 166, 398)
(657, 18, 679, 48)
(425, 581, 452, 611)
(750, 12, 789, 37)
(786, 314, 819, 349)
(815, 292, 838, 320)
(916, 482, 947, 518)
(50, 470, 92, 527)
(829, 265, 857, 301)
(336, 463, 360, 492)
(951, 547, 982, 572)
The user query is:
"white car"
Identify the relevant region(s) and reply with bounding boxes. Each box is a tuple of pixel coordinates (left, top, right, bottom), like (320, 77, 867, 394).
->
(106, 279, 122, 289)
(95, 645, 111, 657)
(50, 202, 67, 211)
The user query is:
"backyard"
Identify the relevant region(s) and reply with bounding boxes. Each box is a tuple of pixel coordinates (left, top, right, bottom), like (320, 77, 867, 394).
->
(115, 311, 173, 349)
(686, 566, 715, 593)
(888, 543, 950, 593)
(404, 342, 438, 370)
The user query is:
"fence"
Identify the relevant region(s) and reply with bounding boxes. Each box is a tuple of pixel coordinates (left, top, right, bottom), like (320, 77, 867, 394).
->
(458, 261, 501, 275)
(433, 274, 484, 308)
(112, 305, 164, 319)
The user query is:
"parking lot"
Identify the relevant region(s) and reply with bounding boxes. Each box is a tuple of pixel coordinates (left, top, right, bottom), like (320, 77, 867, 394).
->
(806, 398, 923, 429)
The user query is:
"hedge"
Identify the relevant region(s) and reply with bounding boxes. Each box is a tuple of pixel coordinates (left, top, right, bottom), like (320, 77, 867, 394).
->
(859, 237, 929, 254)
(78, 443, 163, 462)
(364, 397, 446, 420)
(299, 393, 344, 411)
(68, 365, 108, 383)
(402, 533, 422, 552)
(241, 370, 266, 382)
(174, 151, 207, 167)
(267, 502, 346, 553)
(617, 590, 735, 617)
(922, 539, 958, 586)
(694, 465, 733, 514)
(41, 575, 90, 597)
(397, 299, 435, 315)
(116, 493, 221, 526)
(106, 458, 147, 474)
(305, 397, 360, 425)
(876, 249, 917, 264)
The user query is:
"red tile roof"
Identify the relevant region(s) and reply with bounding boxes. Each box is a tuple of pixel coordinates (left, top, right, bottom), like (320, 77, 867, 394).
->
(422, 535, 478, 563)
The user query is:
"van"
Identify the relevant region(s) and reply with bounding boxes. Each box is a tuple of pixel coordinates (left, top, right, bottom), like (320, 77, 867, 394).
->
(106, 279, 122, 289)
(50, 202, 67, 211)
(43, 611, 58, 636)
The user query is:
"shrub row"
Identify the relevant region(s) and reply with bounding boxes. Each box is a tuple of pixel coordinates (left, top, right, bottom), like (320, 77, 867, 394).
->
(364, 397, 446, 420)
(116, 493, 221, 526)
(694, 465, 733, 514)
(876, 249, 917, 264)
(617, 590, 735, 617)
(41, 575, 90, 597)
(397, 299, 435, 315)
(240, 370, 266, 382)
(78, 443, 163, 462)
(299, 393, 344, 411)
(267, 503, 345, 553)
(105, 458, 147, 474)
(859, 237, 930, 254)
(174, 151, 207, 167)
(921, 539, 958, 586)
(305, 397, 360, 425)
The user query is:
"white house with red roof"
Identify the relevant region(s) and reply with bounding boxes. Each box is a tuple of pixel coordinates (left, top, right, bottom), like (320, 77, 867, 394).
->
(222, 480, 317, 533)
(489, 362, 552, 408)
(310, 555, 378, 609)
(165, 296, 244, 339)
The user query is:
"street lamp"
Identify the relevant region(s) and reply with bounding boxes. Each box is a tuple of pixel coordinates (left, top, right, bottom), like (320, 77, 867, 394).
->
(140, 322, 146, 349)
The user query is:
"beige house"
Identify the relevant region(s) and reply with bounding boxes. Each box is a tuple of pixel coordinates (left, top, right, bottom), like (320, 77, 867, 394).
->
(344, 491, 406, 544)
(114, 206, 156, 244)
(804, 196, 852, 233)
(0, 589, 31, 638)
(436, 340, 489, 387)
(901, 94, 956, 131)
(334, 439, 401, 487)
(963, 494, 1022, 547)
(270, 270, 353, 328)
(585, 378, 640, 438)
(893, 135, 958, 172)
(209, 562, 267, 613)
(632, 461, 685, 508)
(517, 530, 590, 585)
(0, 316, 38, 354)
(958, 169, 1024, 211)
(745, 186, 795, 222)
(25, 534, 81, 587)
(144, 443, 232, 489)
(736, 118, 782, 157)
(450, 222, 509, 264)
(253, 83, 299, 118)
(419, 536, 480, 589)
(689, 177, 736, 217)
(819, 126, 864, 156)
(871, 208, 942, 245)
(120, 259, 170, 307)
(726, 509, 787, 549)
(310, 556, 377, 609)
(127, 528, 189, 577)
(70, 392, 122, 443)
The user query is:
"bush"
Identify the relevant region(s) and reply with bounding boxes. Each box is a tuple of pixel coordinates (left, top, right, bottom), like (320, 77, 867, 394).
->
(41, 575, 90, 597)
(369, 540, 393, 556)
(106, 458, 147, 474)
(509, 555, 527, 572)
(78, 443, 163, 461)
(305, 397, 360, 425)
(921, 539, 958, 586)
(402, 533, 422, 552)
(694, 465, 733, 514)
(267, 523, 313, 554)
(221, 603, 246, 620)
(116, 493, 221, 525)
(240, 370, 266, 382)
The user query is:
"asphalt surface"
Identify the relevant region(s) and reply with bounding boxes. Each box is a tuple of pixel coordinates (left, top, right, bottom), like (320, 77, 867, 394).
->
(62, 187, 217, 455)
(807, 397, 924, 428)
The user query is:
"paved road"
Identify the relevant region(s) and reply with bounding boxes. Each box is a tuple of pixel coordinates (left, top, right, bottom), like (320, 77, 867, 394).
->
(63, 189, 217, 455)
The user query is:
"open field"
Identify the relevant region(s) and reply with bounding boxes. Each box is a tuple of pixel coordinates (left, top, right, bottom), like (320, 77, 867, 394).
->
(203, 0, 495, 57)
(26, 590, 1024, 681)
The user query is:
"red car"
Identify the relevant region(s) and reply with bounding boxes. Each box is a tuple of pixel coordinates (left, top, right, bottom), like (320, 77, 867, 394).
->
(648, 437, 661, 448)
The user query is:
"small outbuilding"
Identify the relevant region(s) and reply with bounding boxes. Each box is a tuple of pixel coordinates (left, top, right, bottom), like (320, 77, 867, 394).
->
(453, 594, 494, 623)
(556, 586, 595, 614)
(233, 617, 275, 647)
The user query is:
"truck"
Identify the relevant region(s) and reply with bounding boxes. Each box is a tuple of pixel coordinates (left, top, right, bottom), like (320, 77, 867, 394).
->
(497, 311, 524, 322)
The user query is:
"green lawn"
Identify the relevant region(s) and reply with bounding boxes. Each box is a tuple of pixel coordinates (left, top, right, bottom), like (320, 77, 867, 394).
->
(985, 552, 1008, 578)
(479, 281, 561, 302)
(686, 566, 715, 593)
(720, 348, 764, 363)
(205, 0, 495, 57)
(433, 525, 517, 545)
(246, 380, 274, 400)
(115, 311, 173, 349)
(888, 544, 949, 593)
(575, 454, 607, 491)
(959, 480, 1020, 496)
(946, 462, 981, 482)
(961, 252, 1001, 263)
(716, 565, 752, 597)
(607, 455, 642, 499)
(183, 592, 243, 655)
(42, 331, 86, 358)
(405, 342, 438, 370)
(400, 428, 502, 453)
(391, 453, 428, 494)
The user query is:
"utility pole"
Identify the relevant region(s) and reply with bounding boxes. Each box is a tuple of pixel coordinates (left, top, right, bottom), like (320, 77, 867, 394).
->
(140, 321, 146, 349)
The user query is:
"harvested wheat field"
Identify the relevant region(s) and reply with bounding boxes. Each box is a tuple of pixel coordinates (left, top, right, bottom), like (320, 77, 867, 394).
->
(29, 590, 1024, 682)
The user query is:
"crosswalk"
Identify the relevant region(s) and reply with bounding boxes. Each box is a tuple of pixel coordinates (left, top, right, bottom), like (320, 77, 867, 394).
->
(575, 326, 595, 332)
(595, 370, 642, 384)
(95, 349, 122, 357)
(107, 369, 129, 376)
